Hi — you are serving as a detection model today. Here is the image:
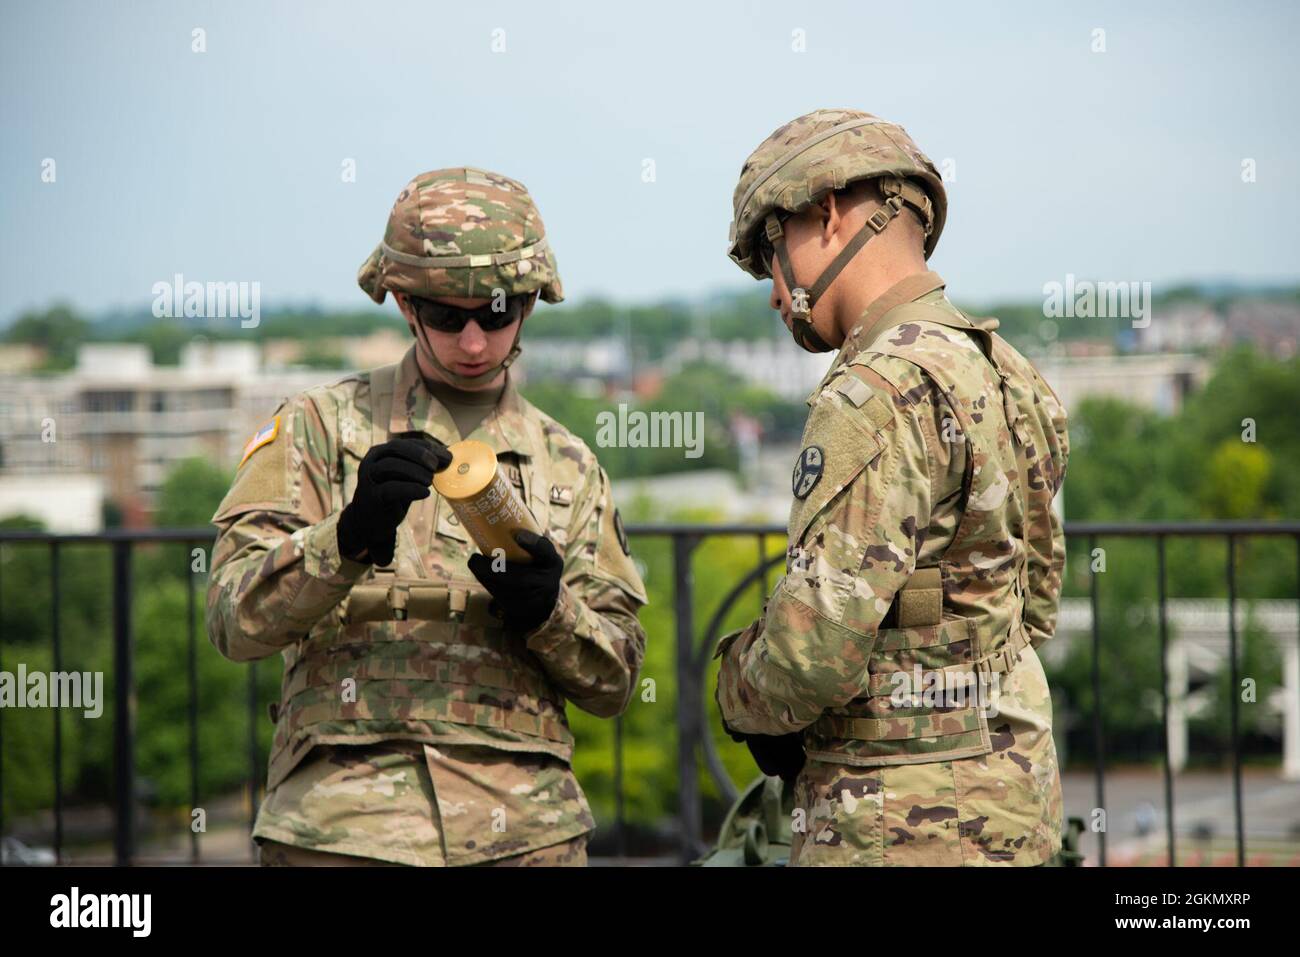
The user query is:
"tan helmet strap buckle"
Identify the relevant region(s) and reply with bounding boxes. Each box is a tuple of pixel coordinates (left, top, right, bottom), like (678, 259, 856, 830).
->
(880, 175, 935, 237)
(868, 195, 904, 233)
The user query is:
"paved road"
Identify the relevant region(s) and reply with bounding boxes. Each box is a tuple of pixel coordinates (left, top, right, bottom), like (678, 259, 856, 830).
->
(1063, 768, 1300, 865)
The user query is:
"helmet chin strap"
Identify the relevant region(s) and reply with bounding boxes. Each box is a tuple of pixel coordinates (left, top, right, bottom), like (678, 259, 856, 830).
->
(410, 312, 523, 389)
(764, 193, 905, 354)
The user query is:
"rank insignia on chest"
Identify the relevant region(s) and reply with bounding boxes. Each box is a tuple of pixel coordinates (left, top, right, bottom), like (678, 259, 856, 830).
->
(792, 445, 824, 499)
(501, 461, 524, 488)
(239, 415, 280, 468)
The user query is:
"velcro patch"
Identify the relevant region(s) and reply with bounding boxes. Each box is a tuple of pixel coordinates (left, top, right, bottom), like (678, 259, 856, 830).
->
(862, 394, 893, 431)
(238, 416, 280, 468)
(833, 374, 872, 408)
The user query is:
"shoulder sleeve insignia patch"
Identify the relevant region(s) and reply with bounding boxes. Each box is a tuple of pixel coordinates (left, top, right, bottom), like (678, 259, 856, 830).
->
(613, 507, 631, 555)
(238, 415, 280, 469)
(792, 445, 824, 500)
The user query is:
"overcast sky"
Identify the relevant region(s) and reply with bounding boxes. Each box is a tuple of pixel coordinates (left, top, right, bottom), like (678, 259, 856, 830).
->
(2, 0, 1296, 325)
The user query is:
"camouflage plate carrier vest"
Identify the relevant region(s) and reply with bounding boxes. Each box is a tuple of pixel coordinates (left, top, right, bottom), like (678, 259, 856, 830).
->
(802, 302, 1056, 767)
(267, 362, 572, 790)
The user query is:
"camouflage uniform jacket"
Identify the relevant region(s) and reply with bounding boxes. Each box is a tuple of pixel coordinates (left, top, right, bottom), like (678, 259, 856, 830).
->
(207, 343, 647, 864)
(717, 271, 1070, 865)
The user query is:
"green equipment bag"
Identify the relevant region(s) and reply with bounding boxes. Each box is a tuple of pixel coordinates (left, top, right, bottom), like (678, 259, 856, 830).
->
(693, 776, 795, 867)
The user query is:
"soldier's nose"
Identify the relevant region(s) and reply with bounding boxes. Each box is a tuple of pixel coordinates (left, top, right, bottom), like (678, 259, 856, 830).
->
(459, 321, 488, 355)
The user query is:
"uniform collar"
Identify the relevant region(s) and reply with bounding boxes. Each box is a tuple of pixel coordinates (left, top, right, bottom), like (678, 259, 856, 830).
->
(389, 344, 534, 458)
(805, 270, 948, 405)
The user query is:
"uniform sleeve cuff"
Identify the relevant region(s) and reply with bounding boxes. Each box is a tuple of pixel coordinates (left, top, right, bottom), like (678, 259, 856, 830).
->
(524, 584, 583, 656)
(302, 512, 372, 586)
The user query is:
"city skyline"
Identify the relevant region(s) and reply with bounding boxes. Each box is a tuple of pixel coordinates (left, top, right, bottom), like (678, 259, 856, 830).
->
(2, 0, 1298, 325)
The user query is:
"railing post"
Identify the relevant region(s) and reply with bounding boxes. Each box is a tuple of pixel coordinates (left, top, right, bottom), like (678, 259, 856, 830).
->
(51, 541, 63, 864)
(112, 539, 135, 866)
(1157, 536, 1175, 866)
(0, 542, 5, 853)
(188, 543, 200, 864)
(673, 532, 701, 863)
(1089, 534, 1106, 866)
(1227, 534, 1244, 866)
(614, 715, 626, 859)
(247, 662, 259, 848)
(1291, 536, 1300, 780)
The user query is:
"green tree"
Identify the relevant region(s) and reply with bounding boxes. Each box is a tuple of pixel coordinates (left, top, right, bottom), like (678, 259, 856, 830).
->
(5, 302, 88, 370)
(1199, 440, 1272, 519)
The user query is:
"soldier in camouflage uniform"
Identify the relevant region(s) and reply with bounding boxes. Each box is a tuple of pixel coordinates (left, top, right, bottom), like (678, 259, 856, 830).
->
(207, 167, 647, 867)
(716, 110, 1070, 866)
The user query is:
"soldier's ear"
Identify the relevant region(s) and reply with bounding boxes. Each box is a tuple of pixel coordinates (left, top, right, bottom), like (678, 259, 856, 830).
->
(819, 191, 842, 242)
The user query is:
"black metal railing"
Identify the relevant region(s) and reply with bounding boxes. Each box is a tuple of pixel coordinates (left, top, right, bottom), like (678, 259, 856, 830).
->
(1, 521, 1298, 866)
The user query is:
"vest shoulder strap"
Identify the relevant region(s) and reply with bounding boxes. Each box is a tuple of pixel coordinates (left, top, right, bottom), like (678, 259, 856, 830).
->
(859, 300, 996, 362)
(853, 301, 1034, 627)
(368, 361, 401, 449)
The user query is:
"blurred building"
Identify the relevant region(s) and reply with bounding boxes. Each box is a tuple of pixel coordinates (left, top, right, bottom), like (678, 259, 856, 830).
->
(518, 337, 630, 387)
(0, 343, 46, 373)
(0, 341, 339, 526)
(667, 337, 835, 401)
(0, 473, 104, 532)
(1050, 598, 1300, 779)
(1226, 300, 1300, 357)
(1037, 353, 1211, 415)
(1131, 303, 1226, 353)
(1130, 298, 1300, 356)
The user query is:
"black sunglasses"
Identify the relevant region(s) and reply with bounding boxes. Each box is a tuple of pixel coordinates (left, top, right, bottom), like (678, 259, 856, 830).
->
(408, 293, 533, 333)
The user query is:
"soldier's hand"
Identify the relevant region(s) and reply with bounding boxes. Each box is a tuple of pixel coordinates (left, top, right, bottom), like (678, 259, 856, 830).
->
(742, 732, 806, 784)
(337, 436, 452, 565)
(467, 530, 564, 634)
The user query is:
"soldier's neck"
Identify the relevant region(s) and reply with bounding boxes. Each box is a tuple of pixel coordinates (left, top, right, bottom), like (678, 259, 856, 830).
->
(832, 255, 930, 341)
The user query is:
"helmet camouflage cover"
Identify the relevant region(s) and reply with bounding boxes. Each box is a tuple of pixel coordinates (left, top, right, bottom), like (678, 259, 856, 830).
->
(727, 109, 948, 279)
(358, 167, 563, 305)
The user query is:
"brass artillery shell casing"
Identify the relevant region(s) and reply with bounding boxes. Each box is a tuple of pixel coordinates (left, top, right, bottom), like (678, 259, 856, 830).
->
(433, 439, 540, 563)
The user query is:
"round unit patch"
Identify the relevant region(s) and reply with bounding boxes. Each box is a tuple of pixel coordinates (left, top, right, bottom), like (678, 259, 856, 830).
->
(613, 508, 631, 555)
(792, 445, 824, 500)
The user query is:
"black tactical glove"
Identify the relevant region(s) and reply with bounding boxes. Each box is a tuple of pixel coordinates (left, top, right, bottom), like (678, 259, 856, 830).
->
(466, 530, 564, 634)
(337, 435, 452, 566)
(721, 716, 806, 783)
(742, 733, 806, 784)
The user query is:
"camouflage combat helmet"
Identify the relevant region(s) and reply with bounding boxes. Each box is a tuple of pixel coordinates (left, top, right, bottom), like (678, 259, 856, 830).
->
(359, 166, 563, 306)
(358, 167, 563, 386)
(727, 109, 946, 351)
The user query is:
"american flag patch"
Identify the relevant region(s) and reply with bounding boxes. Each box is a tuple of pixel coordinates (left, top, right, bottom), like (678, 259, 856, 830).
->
(238, 415, 280, 468)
